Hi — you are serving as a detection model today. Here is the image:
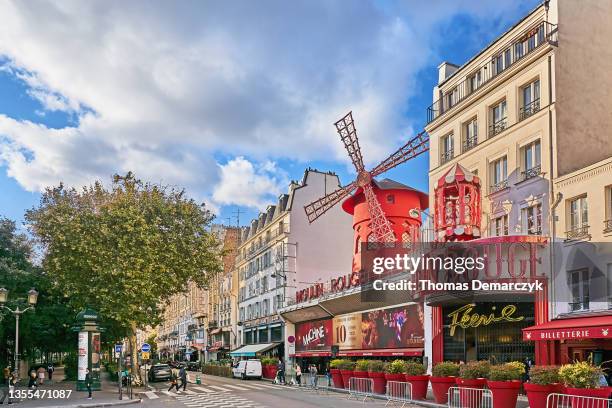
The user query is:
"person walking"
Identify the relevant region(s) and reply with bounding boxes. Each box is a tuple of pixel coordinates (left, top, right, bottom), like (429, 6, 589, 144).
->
(0, 372, 15, 405)
(85, 369, 92, 400)
(46, 364, 54, 383)
(178, 366, 187, 392)
(37, 366, 45, 385)
(167, 369, 180, 392)
(310, 364, 318, 388)
(295, 364, 301, 386)
(276, 359, 285, 385)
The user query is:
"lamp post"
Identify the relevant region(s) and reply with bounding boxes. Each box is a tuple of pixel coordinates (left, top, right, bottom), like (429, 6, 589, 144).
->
(0, 288, 39, 378)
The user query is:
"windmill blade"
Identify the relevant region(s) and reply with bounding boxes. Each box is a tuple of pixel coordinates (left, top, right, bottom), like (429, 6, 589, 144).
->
(371, 131, 429, 178)
(362, 183, 396, 243)
(335, 111, 365, 173)
(304, 181, 357, 223)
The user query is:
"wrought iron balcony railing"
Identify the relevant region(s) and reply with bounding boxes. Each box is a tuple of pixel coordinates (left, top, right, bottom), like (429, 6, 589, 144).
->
(488, 118, 508, 138)
(463, 135, 478, 152)
(519, 99, 541, 121)
(521, 165, 542, 181)
(569, 297, 589, 312)
(604, 219, 612, 233)
(490, 179, 509, 194)
(440, 149, 454, 165)
(427, 21, 558, 124)
(565, 225, 590, 240)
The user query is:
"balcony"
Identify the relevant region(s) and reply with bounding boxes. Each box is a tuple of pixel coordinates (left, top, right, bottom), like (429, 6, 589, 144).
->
(569, 297, 589, 312)
(519, 99, 541, 121)
(521, 165, 542, 181)
(490, 179, 509, 194)
(207, 320, 218, 329)
(488, 118, 507, 138)
(462, 135, 478, 153)
(440, 149, 454, 165)
(604, 219, 612, 233)
(565, 225, 590, 241)
(427, 21, 557, 124)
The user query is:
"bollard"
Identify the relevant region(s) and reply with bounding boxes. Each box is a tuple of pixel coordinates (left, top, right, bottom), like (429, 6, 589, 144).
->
(196, 375, 201, 385)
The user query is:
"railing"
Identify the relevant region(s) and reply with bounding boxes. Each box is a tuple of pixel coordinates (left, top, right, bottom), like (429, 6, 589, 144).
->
(347, 377, 374, 402)
(566, 225, 590, 240)
(546, 392, 612, 408)
(440, 149, 454, 164)
(427, 21, 558, 124)
(522, 164, 542, 181)
(386, 381, 413, 406)
(489, 118, 508, 138)
(520, 98, 541, 121)
(604, 219, 612, 233)
(490, 179, 509, 194)
(448, 387, 492, 408)
(298, 373, 331, 394)
(569, 296, 590, 312)
(463, 135, 478, 152)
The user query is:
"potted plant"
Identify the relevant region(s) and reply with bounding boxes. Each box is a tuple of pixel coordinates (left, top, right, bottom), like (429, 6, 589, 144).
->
(457, 361, 490, 408)
(339, 360, 356, 389)
(261, 357, 278, 380)
(404, 361, 429, 400)
(559, 361, 611, 408)
(354, 359, 370, 378)
(367, 360, 387, 395)
(524, 366, 562, 408)
(431, 361, 460, 404)
(385, 359, 407, 382)
(487, 362, 525, 408)
(329, 359, 344, 389)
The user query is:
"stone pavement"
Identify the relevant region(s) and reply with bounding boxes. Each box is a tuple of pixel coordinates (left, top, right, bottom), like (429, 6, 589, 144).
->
(5, 367, 140, 408)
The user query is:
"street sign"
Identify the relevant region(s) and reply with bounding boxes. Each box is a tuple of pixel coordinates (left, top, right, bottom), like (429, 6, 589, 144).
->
(115, 344, 123, 354)
(141, 343, 151, 353)
(141, 352, 150, 360)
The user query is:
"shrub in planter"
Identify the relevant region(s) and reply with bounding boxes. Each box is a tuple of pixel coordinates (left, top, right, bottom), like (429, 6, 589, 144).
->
(457, 361, 491, 408)
(367, 360, 387, 395)
(339, 360, 356, 389)
(431, 362, 460, 404)
(404, 361, 429, 400)
(524, 366, 562, 408)
(385, 359, 407, 382)
(329, 359, 345, 389)
(487, 363, 525, 408)
(559, 362, 611, 407)
(354, 359, 370, 378)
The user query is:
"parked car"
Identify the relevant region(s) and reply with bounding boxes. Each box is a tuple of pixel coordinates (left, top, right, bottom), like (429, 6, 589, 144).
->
(232, 359, 262, 380)
(148, 364, 172, 382)
(187, 362, 200, 371)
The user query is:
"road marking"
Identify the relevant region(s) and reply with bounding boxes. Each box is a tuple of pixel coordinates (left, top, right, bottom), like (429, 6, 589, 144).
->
(192, 386, 213, 393)
(144, 391, 159, 399)
(238, 383, 267, 389)
(183, 389, 197, 395)
(207, 385, 232, 392)
(161, 390, 172, 396)
(221, 384, 251, 391)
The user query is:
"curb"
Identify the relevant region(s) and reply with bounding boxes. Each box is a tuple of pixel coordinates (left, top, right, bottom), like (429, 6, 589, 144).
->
(39, 398, 141, 408)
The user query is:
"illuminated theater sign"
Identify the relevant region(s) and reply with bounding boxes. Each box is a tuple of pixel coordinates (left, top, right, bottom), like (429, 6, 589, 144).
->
(295, 271, 360, 303)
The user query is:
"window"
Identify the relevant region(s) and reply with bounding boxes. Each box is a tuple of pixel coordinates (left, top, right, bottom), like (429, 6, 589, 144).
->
(463, 118, 478, 152)
(605, 186, 612, 232)
(469, 71, 481, 92)
(387, 194, 395, 204)
(490, 156, 508, 192)
(568, 196, 588, 232)
(492, 214, 509, 236)
(440, 133, 454, 164)
(489, 100, 507, 137)
(520, 80, 540, 120)
(271, 326, 283, 342)
(570, 269, 589, 311)
(494, 49, 511, 75)
(607, 263, 612, 309)
(523, 204, 542, 235)
(514, 41, 524, 60)
(521, 140, 541, 180)
(446, 87, 459, 110)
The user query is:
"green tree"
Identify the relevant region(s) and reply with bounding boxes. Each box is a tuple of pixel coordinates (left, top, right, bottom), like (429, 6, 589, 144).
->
(26, 173, 222, 382)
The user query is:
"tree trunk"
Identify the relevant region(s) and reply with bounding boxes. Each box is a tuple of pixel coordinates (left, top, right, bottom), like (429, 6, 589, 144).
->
(128, 322, 142, 385)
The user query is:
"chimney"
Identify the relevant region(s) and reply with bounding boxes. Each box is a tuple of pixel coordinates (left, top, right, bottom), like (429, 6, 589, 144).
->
(438, 61, 459, 84)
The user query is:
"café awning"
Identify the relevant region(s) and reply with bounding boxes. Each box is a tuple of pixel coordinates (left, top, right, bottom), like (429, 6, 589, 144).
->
(229, 343, 279, 357)
(522, 315, 612, 341)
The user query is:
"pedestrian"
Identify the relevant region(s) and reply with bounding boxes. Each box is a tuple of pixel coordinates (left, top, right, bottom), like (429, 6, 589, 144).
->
(276, 359, 285, 385)
(47, 364, 54, 382)
(178, 366, 187, 392)
(28, 370, 37, 390)
(85, 368, 92, 400)
(167, 369, 179, 392)
(2, 367, 9, 385)
(310, 364, 318, 388)
(0, 372, 15, 405)
(295, 364, 301, 386)
(37, 366, 45, 385)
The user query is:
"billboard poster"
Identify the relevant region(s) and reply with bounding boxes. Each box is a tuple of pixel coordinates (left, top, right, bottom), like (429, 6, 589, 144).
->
(91, 332, 101, 382)
(78, 331, 88, 381)
(361, 303, 424, 349)
(295, 318, 333, 352)
(333, 313, 362, 350)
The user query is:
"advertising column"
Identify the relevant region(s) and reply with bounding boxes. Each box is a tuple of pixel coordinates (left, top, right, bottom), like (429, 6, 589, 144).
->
(77, 332, 88, 383)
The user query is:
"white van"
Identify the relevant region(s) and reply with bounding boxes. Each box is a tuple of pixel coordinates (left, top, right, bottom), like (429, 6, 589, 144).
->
(232, 359, 262, 380)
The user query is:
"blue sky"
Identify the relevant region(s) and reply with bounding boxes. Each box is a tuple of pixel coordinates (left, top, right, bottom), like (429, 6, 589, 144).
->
(0, 0, 540, 228)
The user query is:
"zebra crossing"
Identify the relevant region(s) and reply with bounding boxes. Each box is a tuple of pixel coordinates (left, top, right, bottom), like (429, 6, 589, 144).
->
(141, 381, 287, 400)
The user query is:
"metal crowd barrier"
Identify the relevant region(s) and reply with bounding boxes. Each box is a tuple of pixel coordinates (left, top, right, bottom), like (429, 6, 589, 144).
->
(385, 381, 413, 407)
(348, 377, 374, 402)
(448, 386, 492, 408)
(546, 392, 612, 408)
(296, 373, 331, 394)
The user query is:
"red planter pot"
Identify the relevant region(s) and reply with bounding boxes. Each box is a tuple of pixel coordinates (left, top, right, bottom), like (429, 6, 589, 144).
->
(340, 370, 354, 389)
(353, 370, 369, 378)
(456, 378, 487, 408)
(524, 383, 562, 408)
(385, 373, 406, 382)
(566, 387, 612, 408)
(368, 372, 387, 395)
(330, 369, 344, 389)
(266, 365, 278, 380)
(430, 376, 456, 404)
(487, 380, 522, 408)
(405, 375, 430, 400)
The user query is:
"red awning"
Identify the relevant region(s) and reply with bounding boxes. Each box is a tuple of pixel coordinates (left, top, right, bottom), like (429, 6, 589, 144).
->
(337, 348, 423, 357)
(290, 351, 332, 358)
(190, 344, 204, 351)
(523, 315, 612, 341)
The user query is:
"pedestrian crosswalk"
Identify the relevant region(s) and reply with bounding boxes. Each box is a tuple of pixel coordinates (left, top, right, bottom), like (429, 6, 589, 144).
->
(175, 392, 266, 408)
(141, 381, 288, 400)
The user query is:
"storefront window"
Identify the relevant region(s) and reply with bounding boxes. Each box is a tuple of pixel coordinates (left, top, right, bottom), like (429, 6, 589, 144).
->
(258, 327, 269, 343)
(271, 325, 283, 342)
(245, 330, 253, 345)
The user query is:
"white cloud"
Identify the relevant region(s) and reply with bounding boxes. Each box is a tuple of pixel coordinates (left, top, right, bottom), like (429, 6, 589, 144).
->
(0, 0, 533, 209)
(213, 157, 287, 209)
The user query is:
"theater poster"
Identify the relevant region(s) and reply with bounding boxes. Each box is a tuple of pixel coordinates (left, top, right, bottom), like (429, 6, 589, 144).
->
(333, 312, 362, 350)
(361, 303, 424, 349)
(295, 318, 333, 352)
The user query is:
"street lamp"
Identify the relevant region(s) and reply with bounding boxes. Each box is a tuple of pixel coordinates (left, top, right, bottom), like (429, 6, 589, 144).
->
(0, 287, 39, 378)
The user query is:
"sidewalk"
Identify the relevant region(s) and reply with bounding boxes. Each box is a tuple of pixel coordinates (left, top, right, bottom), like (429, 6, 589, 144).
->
(7, 367, 141, 408)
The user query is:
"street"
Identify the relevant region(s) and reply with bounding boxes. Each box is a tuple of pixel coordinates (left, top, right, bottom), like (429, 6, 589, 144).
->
(140, 373, 396, 408)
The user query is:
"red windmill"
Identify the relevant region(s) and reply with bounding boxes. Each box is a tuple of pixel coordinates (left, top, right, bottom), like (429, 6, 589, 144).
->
(304, 111, 429, 243)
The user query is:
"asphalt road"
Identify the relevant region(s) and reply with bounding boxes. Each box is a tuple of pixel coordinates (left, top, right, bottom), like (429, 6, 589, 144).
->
(139, 371, 396, 408)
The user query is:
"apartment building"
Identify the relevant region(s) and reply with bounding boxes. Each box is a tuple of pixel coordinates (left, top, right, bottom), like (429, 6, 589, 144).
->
(425, 0, 612, 366)
(231, 169, 353, 362)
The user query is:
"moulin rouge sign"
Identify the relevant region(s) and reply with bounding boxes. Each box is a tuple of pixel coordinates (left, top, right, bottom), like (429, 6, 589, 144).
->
(295, 272, 360, 303)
